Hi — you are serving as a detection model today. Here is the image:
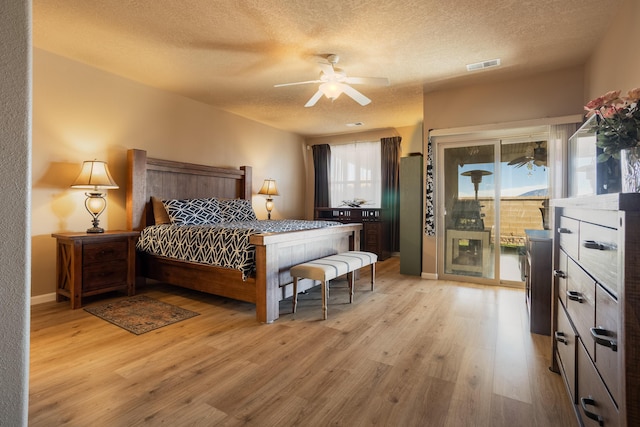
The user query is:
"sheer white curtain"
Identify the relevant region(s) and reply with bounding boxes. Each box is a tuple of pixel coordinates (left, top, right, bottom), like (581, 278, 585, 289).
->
(330, 141, 381, 208)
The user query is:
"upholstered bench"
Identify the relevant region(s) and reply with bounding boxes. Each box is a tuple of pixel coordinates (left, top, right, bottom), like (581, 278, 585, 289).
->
(290, 251, 377, 319)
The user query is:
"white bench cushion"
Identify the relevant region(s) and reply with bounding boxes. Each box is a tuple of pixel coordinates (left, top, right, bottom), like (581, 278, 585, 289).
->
(289, 251, 377, 282)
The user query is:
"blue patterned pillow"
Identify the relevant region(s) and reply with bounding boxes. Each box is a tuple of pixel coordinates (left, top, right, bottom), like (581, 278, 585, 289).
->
(219, 198, 258, 222)
(162, 198, 222, 225)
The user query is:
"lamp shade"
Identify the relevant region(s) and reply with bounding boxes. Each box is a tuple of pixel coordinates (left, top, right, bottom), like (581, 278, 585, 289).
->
(258, 179, 279, 196)
(71, 160, 119, 190)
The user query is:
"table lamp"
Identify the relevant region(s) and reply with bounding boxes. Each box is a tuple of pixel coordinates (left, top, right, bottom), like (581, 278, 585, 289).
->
(71, 160, 119, 233)
(258, 179, 279, 220)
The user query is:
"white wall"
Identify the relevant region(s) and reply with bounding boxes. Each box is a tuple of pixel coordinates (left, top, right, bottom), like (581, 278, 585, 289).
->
(0, 0, 31, 424)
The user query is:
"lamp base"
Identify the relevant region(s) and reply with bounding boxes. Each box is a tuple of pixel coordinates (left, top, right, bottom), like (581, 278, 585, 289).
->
(86, 226, 105, 233)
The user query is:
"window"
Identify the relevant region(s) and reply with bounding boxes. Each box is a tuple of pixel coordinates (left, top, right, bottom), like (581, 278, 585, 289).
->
(330, 141, 381, 208)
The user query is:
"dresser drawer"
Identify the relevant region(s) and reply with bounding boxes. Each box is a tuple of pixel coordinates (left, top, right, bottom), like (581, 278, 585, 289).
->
(556, 249, 569, 308)
(555, 302, 577, 403)
(83, 260, 128, 291)
(593, 284, 619, 406)
(83, 240, 128, 264)
(566, 258, 596, 358)
(558, 216, 579, 260)
(577, 343, 619, 427)
(579, 221, 618, 296)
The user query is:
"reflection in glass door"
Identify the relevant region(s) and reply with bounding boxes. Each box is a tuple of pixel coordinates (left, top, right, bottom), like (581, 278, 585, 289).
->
(441, 143, 496, 280)
(439, 138, 550, 285)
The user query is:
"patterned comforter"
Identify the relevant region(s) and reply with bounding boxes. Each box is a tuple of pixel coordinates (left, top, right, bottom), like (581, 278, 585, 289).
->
(136, 220, 339, 279)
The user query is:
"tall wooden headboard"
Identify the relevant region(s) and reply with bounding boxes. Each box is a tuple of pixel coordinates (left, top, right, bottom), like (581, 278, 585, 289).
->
(126, 149, 252, 230)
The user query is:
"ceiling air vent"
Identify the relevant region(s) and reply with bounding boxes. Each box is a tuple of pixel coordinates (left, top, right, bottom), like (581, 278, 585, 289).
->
(346, 122, 364, 127)
(466, 58, 501, 72)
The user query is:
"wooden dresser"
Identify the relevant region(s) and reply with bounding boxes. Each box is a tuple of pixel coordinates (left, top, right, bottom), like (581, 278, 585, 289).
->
(315, 208, 389, 260)
(551, 194, 640, 427)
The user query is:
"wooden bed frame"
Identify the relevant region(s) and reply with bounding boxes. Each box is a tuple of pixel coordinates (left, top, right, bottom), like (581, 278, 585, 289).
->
(126, 149, 361, 323)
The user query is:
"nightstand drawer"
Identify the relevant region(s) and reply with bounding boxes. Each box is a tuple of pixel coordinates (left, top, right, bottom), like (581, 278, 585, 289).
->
(83, 240, 128, 264)
(83, 260, 128, 291)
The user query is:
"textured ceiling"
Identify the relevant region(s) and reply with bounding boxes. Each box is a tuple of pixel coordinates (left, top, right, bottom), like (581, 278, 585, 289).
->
(33, 0, 623, 137)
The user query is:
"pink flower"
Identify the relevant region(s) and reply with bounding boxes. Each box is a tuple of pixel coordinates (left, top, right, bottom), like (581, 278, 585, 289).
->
(601, 106, 618, 119)
(626, 87, 640, 102)
(602, 90, 621, 103)
(585, 96, 606, 110)
(584, 90, 622, 117)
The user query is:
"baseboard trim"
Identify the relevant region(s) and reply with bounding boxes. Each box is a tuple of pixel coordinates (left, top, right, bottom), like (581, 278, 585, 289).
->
(31, 292, 56, 306)
(421, 272, 438, 280)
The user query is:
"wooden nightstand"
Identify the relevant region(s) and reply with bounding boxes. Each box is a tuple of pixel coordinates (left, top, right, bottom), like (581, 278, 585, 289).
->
(52, 231, 139, 309)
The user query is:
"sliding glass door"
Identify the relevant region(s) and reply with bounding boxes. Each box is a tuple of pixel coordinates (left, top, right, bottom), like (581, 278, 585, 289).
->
(438, 137, 550, 285)
(440, 142, 497, 280)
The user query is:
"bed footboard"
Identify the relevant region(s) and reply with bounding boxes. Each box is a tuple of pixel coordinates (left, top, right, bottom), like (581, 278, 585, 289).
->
(251, 223, 361, 323)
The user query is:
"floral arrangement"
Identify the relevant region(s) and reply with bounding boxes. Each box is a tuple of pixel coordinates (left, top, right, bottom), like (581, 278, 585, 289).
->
(584, 88, 640, 162)
(340, 198, 369, 207)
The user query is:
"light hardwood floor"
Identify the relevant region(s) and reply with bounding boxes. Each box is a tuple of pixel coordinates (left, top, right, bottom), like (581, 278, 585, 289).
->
(29, 257, 577, 426)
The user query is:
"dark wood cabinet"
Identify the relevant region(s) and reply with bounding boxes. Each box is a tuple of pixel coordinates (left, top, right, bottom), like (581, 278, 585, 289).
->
(315, 208, 389, 260)
(52, 231, 139, 308)
(524, 229, 552, 335)
(551, 194, 640, 427)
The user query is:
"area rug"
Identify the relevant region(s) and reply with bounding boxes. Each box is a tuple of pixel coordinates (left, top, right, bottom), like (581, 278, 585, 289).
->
(84, 295, 200, 335)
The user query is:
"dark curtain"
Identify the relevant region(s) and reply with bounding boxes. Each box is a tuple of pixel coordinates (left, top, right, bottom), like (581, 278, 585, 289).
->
(381, 136, 402, 252)
(312, 144, 331, 208)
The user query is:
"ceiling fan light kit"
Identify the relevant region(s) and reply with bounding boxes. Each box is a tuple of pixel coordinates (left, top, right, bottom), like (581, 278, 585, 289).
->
(320, 82, 343, 100)
(275, 54, 389, 107)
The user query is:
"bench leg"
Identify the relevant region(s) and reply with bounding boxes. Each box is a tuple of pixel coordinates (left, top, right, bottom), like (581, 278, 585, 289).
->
(321, 279, 328, 320)
(371, 263, 376, 291)
(292, 277, 298, 314)
(348, 271, 354, 303)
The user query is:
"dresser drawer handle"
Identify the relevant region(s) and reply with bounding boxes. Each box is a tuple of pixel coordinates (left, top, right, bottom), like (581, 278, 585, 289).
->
(580, 396, 604, 426)
(553, 270, 566, 279)
(582, 240, 606, 250)
(557, 227, 572, 234)
(554, 331, 568, 345)
(590, 327, 618, 352)
(566, 290, 583, 303)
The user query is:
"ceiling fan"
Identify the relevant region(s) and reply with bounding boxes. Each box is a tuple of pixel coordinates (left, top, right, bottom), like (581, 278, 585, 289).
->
(274, 54, 389, 107)
(508, 141, 547, 169)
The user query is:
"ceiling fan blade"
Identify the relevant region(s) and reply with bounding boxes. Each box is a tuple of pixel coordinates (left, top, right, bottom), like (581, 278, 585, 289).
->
(274, 80, 322, 88)
(508, 156, 531, 167)
(304, 89, 324, 107)
(345, 76, 390, 86)
(341, 84, 371, 106)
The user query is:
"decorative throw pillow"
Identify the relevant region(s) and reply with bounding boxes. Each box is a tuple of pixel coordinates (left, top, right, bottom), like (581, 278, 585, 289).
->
(151, 196, 171, 225)
(162, 198, 222, 225)
(219, 198, 258, 222)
